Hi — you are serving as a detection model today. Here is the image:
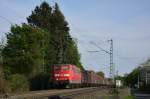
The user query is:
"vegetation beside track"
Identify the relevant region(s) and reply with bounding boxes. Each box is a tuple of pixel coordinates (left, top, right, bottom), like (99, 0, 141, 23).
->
(0, 1, 82, 93)
(123, 95, 134, 99)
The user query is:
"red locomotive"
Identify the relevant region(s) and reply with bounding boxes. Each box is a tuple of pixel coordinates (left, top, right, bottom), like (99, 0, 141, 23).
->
(52, 64, 81, 88)
(51, 64, 112, 88)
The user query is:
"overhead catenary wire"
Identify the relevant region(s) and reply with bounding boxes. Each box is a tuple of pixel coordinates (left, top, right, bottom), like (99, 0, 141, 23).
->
(88, 39, 115, 80)
(89, 41, 110, 54)
(0, 16, 13, 25)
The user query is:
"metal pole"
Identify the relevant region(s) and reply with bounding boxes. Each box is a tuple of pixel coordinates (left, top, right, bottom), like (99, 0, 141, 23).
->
(89, 39, 114, 80)
(109, 39, 114, 80)
(146, 72, 147, 85)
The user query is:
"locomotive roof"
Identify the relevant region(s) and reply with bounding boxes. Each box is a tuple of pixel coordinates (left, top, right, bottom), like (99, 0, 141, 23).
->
(53, 64, 72, 66)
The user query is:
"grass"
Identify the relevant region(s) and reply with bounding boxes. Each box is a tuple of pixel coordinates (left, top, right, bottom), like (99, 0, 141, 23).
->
(123, 95, 134, 99)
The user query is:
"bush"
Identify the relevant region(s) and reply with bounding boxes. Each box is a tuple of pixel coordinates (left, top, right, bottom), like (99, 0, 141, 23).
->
(8, 74, 29, 92)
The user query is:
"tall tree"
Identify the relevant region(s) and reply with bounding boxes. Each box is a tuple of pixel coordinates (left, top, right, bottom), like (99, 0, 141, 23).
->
(51, 3, 69, 64)
(27, 2, 82, 71)
(27, 2, 54, 72)
(0, 40, 4, 76)
(27, 2, 52, 30)
(2, 24, 48, 77)
(65, 39, 82, 68)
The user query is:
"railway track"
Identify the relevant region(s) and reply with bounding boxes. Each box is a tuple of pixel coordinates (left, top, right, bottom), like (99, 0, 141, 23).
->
(0, 87, 103, 99)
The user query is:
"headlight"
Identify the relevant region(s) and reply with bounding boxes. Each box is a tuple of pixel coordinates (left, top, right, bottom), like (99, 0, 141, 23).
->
(54, 74, 60, 76)
(64, 74, 70, 76)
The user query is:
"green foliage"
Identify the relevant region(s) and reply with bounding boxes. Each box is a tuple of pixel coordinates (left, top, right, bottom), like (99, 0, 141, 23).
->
(96, 71, 105, 78)
(124, 59, 150, 89)
(2, 1, 83, 92)
(115, 75, 124, 80)
(0, 41, 4, 65)
(8, 74, 29, 92)
(27, 1, 52, 30)
(124, 68, 140, 87)
(123, 95, 134, 99)
(0, 38, 10, 94)
(115, 75, 126, 86)
(3, 24, 48, 77)
(27, 2, 83, 71)
(65, 39, 83, 68)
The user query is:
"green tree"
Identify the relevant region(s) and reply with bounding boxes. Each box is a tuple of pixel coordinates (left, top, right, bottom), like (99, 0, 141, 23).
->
(0, 63, 3, 93)
(8, 74, 29, 92)
(27, 2, 52, 30)
(0, 40, 4, 77)
(96, 71, 105, 78)
(27, 2, 54, 73)
(2, 24, 48, 77)
(124, 68, 140, 87)
(27, 2, 83, 70)
(65, 38, 82, 68)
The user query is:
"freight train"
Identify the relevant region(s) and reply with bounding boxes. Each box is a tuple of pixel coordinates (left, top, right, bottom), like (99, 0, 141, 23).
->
(51, 64, 113, 88)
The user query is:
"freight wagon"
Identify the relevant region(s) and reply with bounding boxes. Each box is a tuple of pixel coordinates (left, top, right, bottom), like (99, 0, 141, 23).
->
(51, 64, 112, 88)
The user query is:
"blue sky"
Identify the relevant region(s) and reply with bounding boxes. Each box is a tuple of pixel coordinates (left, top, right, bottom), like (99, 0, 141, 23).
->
(0, 0, 150, 77)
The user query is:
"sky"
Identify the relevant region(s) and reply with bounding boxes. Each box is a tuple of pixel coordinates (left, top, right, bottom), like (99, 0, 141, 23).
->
(0, 0, 150, 77)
